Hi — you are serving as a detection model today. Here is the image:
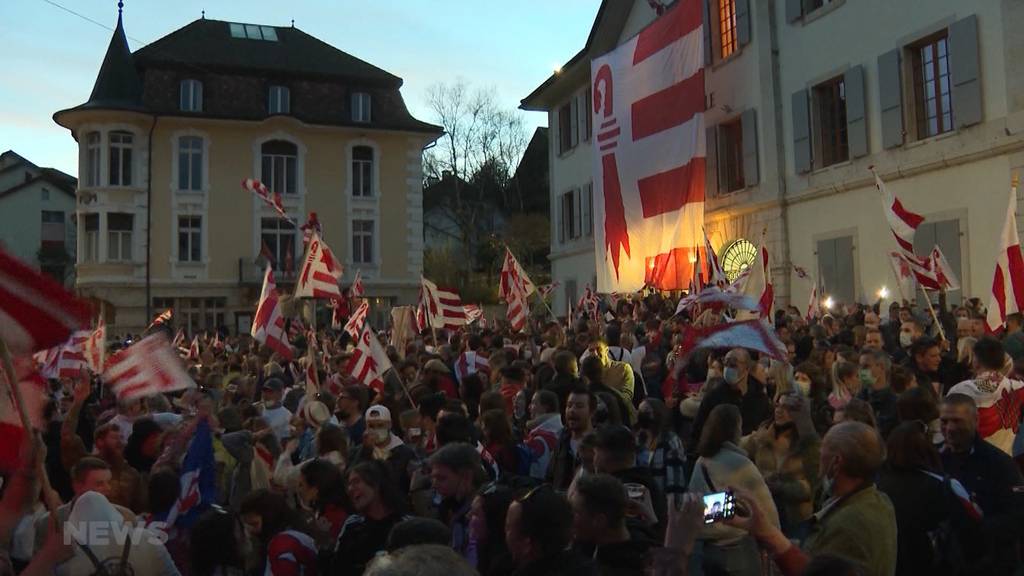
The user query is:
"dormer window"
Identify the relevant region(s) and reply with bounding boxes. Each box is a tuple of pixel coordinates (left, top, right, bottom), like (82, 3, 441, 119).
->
(180, 79, 203, 112)
(352, 92, 371, 123)
(269, 85, 290, 115)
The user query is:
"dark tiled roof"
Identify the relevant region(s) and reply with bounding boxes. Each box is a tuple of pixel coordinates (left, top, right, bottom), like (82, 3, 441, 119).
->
(0, 169, 77, 199)
(134, 19, 400, 87)
(81, 12, 145, 112)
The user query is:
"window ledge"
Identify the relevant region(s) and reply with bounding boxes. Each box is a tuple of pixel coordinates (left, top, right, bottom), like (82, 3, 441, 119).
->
(175, 189, 208, 197)
(809, 158, 852, 174)
(711, 48, 744, 71)
(903, 129, 959, 150)
(172, 260, 208, 266)
(801, 0, 845, 25)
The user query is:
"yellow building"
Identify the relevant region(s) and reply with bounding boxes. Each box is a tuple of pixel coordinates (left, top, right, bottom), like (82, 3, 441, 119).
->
(54, 8, 441, 334)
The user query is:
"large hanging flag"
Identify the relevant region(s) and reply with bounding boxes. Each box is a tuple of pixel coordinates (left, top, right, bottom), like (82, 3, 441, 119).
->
(103, 333, 196, 401)
(294, 232, 343, 299)
(0, 247, 91, 354)
(591, 1, 705, 292)
(419, 276, 468, 330)
(346, 326, 393, 393)
(986, 178, 1024, 331)
(252, 265, 293, 360)
(740, 231, 773, 319)
(242, 178, 295, 224)
(164, 419, 217, 528)
(344, 300, 370, 341)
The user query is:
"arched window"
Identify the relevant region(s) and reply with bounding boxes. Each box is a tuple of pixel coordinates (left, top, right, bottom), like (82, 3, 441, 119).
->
(108, 131, 133, 186)
(180, 79, 203, 112)
(352, 146, 373, 197)
(261, 140, 297, 195)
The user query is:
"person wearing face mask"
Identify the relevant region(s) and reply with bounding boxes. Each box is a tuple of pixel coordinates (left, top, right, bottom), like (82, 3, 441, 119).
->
(430, 443, 486, 567)
(893, 318, 924, 364)
(741, 393, 821, 537)
(633, 399, 686, 499)
(689, 348, 772, 454)
(793, 363, 834, 436)
(257, 378, 293, 441)
(350, 405, 417, 493)
(855, 350, 898, 438)
(725, 421, 897, 576)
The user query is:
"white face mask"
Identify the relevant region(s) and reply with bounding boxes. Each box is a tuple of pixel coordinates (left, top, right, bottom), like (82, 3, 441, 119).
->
(371, 427, 390, 444)
(899, 331, 914, 348)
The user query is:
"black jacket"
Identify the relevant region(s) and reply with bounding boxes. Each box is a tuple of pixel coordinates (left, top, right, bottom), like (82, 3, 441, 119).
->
(510, 550, 598, 576)
(572, 529, 655, 576)
(858, 387, 899, 438)
(690, 377, 771, 448)
(612, 467, 666, 539)
(940, 436, 1024, 574)
(877, 467, 957, 576)
(547, 427, 581, 492)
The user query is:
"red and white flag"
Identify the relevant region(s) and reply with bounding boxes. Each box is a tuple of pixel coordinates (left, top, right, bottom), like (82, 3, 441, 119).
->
(683, 319, 787, 361)
(344, 300, 370, 340)
(242, 178, 295, 224)
(171, 327, 185, 349)
(740, 231, 773, 319)
(506, 288, 529, 332)
(875, 169, 924, 256)
(703, 228, 727, 288)
(300, 212, 322, 247)
(930, 246, 961, 292)
(85, 320, 106, 373)
(294, 232, 343, 299)
(500, 249, 536, 299)
(591, 2, 705, 292)
(252, 265, 294, 360)
(806, 281, 820, 322)
(455, 350, 490, 384)
(103, 333, 196, 401)
(537, 282, 560, 299)
(987, 181, 1024, 332)
(148, 308, 173, 330)
(577, 284, 600, 320)
(350, 269, 365, 299)
(419, 276, 468, 330)
(346, 326, 393, 394)
(0, 360, 48, 470)
(464, 304, 484, 324)
(51, 331, 89, 379)
(187, 336, 200, 361)
(0, 247, 91, 354)
(329, 296, 349, 330)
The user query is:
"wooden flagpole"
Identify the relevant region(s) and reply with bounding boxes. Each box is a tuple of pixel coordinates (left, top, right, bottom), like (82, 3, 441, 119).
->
(919, 284, 947, 341)
(421, 277, 441, 352)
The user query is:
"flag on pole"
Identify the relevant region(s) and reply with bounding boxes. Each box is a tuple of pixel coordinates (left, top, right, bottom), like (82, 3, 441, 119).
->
(0, 247, 92, 354)
(740, 231, 773, 319)
(683, 319, 788, 360)
(295, 232, 343, 299)
(419, 276, 468, 330)
(242, 178, 295, 224)
(148, 308, 173, 330)
(537, 282, 560, 299)
(806, 281, 820, 322)
(329, 296, 348, 330)
(591, 1, 705, 292)
(164, 419, 217, 528)
(455, 350, 490, 384)
(252, 265, 294, 360)
(350, 270, 365, 299)
(346, 326, 392, 393)
(986, 178, 1024, 332)
(0, 362, 48, 470)
(464, 304, 484, 324)
(103, 333, 196, 401)
(85, 320, 106, 373)
(703, 228, 727, 288)
(344, 300, 370, 340)
(187, 336, 200, 361)
(874, 168, 942, 288)
(930, 246, 961, 291)
(300, 212, 322, 247)
(506, 286, 529, 332)
(500, 249, 536, 299)
(171, 327, 185, 349)
(259, 239, 275, 266)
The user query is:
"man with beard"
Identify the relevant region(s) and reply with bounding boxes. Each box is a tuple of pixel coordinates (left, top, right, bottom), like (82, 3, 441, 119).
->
(548, 386, 595, 491)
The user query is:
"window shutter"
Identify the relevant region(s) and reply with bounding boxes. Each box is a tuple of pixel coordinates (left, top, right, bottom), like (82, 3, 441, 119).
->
(792, 89, 812, 173)
(878, 48, 904, 149)
(736, 0, 751, 47)
(558, 194, 565, 243)
(573, 187, 582, 238)
(844, 65, 868, 158)
(705, 126, 719, 195)
(785, 0, 802, 23)
(702, 0, 712, 65)
(949, 15, 982, 128)
(834, 236, 855, 305)
(741, 108, 759, 187)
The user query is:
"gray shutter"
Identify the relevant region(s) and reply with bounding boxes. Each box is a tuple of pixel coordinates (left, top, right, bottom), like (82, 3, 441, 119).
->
(702, 0, 712, 65)
(792, 89, 812, 173)
(706, 126, 719, 195)
(844, 65, 868, 158)
(785, 0, 802, 23)
(949, 15, 982, 128)
(878, 48, 904, 149)
(557, 194, 565, 244)
(736, 0, 751, 47)
(834, 236, 855, 305)
(741, 108, 759, 187)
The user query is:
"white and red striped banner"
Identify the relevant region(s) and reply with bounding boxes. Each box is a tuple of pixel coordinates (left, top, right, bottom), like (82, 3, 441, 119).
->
(987, 181, 1024, 331)
(0, 360, 48, 470)
(740, 231, 773, 319)
(346, 326, 392, 394)
(0, 247, 91, 354)
(419, 276, 468, 330)
(506, 288, 528, 332)
(294, 232, 343, 300)
(344, 300, 369, 341)
(930, 245, 960, 292)
(874, 169, 942, 290)
(350, 269, 365, 299)
(455, 350, 489, 384)
(591, 1, 705, 292)
(252, 265, 293, 360)
(464, 304, 484, 324)
(242, 178, 295, 224)
(103, 333, 196, 401)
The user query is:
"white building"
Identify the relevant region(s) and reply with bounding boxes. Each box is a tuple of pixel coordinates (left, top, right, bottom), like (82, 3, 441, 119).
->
(522, 0, 1024, 315)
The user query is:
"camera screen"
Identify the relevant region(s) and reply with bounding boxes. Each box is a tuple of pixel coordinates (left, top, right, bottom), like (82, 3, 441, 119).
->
(702, 491, 735, 524)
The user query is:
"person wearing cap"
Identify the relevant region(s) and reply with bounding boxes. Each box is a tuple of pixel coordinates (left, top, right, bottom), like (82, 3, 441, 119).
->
(258, 377, 293, 441)
(350, 405, 417, 492)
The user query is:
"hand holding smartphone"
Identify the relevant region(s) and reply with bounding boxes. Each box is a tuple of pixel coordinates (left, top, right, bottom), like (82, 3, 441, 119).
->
(702, 490, 736, 524)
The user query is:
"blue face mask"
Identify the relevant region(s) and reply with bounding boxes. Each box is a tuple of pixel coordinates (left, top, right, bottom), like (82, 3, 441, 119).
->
(723, 367, 740, 385)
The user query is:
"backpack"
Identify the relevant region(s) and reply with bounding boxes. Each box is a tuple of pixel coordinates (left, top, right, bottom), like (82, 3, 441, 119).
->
(77, 536, 134, 576)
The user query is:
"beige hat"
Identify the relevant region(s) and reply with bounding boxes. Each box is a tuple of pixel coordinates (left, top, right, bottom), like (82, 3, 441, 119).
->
(365, 404, 391, 422)
(303, 401, 331, 427)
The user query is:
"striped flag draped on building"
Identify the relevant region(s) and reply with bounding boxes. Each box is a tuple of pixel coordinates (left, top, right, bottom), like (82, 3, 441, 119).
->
(591, 1, 705, 292)
(251, 265, 293, 360)
(103, 333, 196, 401)
(987, 178, 1024, 331)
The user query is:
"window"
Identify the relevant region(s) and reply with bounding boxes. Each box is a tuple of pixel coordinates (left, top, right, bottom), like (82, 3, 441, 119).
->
(85, 132, 101, 187)
(717, 117, 745, 193)
(268, 85, 290, 115)
(352, 146, 374, 197)
(558, 91, 589, 154)
(108, 131, 133, 186)
(261, 218, 296, 272)
(558, 103, 573, 154)
(261, 140, 297, 195)
(813, 76, 848, 167)
(816, 236, 855, 306)
(107, 213, 133, 262)
(180, 298, 201, 334)
(719, 0, 738, 59)
(178, 216, 201, 262)
(204, 297, 226, 330)
(177, 136, 203, 191)
(41, 211, 65, 249)
(912, 33, 952, 139)
(559, 190, 578, 243)
(352, 219, 374, 264)
(352, 92, 372, 123)
(179, 79, 203, 112)
(83, 214, 99, 262)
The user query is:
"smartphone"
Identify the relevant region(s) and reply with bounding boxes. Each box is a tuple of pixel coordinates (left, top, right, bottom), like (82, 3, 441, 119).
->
(702, 491, 736, 525)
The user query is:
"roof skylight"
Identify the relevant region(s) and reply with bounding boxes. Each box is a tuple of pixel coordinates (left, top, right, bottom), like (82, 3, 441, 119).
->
(228, 22, 279, 42)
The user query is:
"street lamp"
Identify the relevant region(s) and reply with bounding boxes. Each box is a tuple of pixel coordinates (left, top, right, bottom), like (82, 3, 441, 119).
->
(823, 296, 835, 310)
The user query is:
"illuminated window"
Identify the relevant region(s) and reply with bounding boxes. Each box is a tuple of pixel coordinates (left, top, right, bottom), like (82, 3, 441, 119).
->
(719, 0, 738, 59)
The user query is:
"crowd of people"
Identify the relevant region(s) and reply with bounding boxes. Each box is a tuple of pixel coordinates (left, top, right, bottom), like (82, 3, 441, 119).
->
(2, 290, 1024, 576)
